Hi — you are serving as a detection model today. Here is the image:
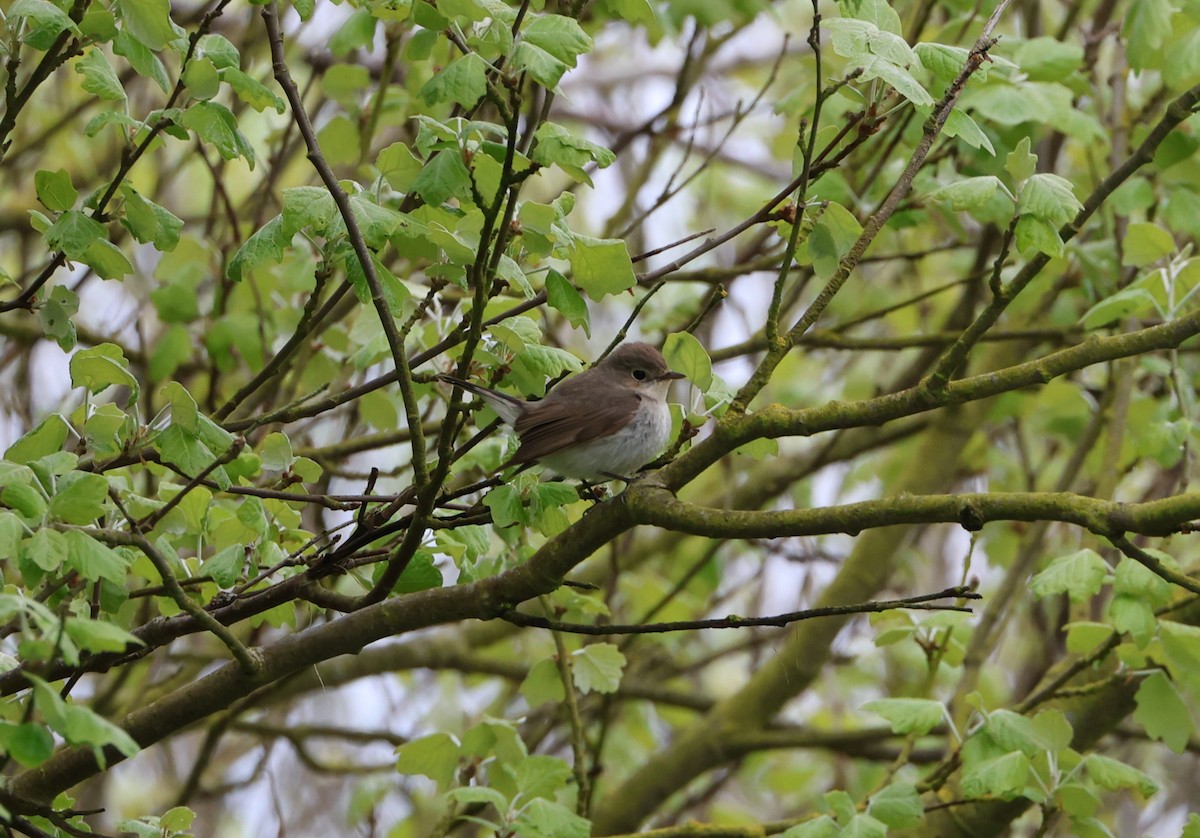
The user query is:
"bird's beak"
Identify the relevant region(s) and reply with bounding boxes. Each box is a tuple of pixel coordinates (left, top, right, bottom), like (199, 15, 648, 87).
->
(659, 371, 686, 381)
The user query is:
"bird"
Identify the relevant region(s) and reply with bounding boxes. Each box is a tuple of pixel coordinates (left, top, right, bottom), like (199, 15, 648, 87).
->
(438, 342, 685, 480)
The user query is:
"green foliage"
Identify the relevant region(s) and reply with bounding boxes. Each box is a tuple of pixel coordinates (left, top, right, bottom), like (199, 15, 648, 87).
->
(2, 0, 1200, 835)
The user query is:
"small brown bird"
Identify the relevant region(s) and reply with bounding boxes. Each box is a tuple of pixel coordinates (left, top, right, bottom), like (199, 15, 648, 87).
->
(439, 343, 684, 479)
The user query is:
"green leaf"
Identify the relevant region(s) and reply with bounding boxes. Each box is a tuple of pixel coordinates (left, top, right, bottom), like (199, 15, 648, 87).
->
(181, 101, 255, 165)
(70, 343, 139, 398)
(120, 185, 183, 251)
(1081, 286, 1159, 328)
(5, 414, 69, 464)
(328, 8, 377, 55)
(421, 53, 490, 106)
(61, 702, 139, 758)
(48, 472, 109, 524)
(780, 816, 840, 837)
(1123, 0, 1174, 70)
(412, 150, 472, 206)
(0, 722, 55, 768)
(201, 545, 245, 588)
(980, 710, 1041, 755)
(809, 202, 862, 278)
(866, 782, 923, 829)
(394, 551, 443, 593)
(35, 170, 77, 212)
(221, 68, 286, 113)
(1030, 709, 1073, 752)
(861, 697, 944, 735)
(521, 14, 592, 65)
(38, 285, 79, 350)
(64, 617, 143, 653)
(46, 210, 105, 260)
(260, 433, 293, 472)
(117, 0, 178, 50)
(160, 381, 198, 431)
(915, 42, 969, 84)
(515, 754, 573, 801)
(461, 716, 525, 762)
(197, 33, 239, 68)
(961, 750, 1032, 800)
(114, 29, 170, 92)
(844, 0, 902, 33)
(446, 785, 508, 811)
(520, 658, 566, 706)
(864, 55, 933, 106)
(545, 270, 591, 336)
(1112, 556, 1173, 605)
(84, 403, 129, 458)
(377, 142, 424, 192)
(1134, 670, 1195, 752)
(926, 176, 1013, 213)
(1081, 753, 1159, 797)
(76, 49, 127, 102)
(182, 57, 220, 100)
(280, 184, 338, 232)
(1065, 621, 1114, 655)
(511, 41, 570, 88)
(21, 529, 68, 572)
(1018, 173, 1083, 226)
(840, 815, 887, 838)
(1007, 137, 1038, 183)
(65, 530, 130, 584)
(608, 0, 656, 25)
(513, 798, 590, 838)
(227, 215, 290, 281)
(10, 0, 82, 42)
(484, 485, 525, 527)
(316, 115, 359, 166)
(1161, 621, 1200, 694)
(82, 237, 134, 280)
(571, 643, 626, 694)
(1029, 549, 1109, 603)
(346, 195, 410, 248)
(1055, 782, 1101, 821)
(5, 484, 46, 521)
(662, 331, 712, 390)
(1122, 222, 1175, 267)
(1013, 36, 1083, 80)
(532, 122, 616, 170)
(1108, 594, 1156, 647)
(513, 344, 582, 381)
(160, 807, 196, 833)
(154, 424, 231, 489)
(0, 511, 25, 557)
(570, 235, 636, 300)
(942, 108, 995, 154)
(395, 733, 460, 789)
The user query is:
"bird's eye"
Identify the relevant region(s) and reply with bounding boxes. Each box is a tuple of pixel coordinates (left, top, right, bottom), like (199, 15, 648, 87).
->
(632, 369, 648, 381)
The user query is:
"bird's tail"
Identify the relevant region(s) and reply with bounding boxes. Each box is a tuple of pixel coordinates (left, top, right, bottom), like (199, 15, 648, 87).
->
(435, 374, 525, 425)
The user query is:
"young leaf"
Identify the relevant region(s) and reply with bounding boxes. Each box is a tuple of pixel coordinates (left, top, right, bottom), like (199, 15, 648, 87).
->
(35, 170, 77, 212)
(571, 643, 626, 694)
(861, 697, 945, 735)
(662, 332, 713, 390)
(1133, 670, 1195, 753)
(1028, 549, 1109, 603)
(569, 235, 636, 300)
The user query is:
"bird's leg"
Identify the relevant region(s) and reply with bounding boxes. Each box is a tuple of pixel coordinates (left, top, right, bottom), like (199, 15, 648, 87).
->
(578, 479, 609, 503)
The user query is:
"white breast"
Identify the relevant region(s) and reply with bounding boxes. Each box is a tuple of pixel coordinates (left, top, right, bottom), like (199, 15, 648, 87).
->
(541, 395, 673, 479)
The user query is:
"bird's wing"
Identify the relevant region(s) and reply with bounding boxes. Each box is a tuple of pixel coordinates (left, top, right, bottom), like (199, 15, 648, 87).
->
(509, 386, 640, 464)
